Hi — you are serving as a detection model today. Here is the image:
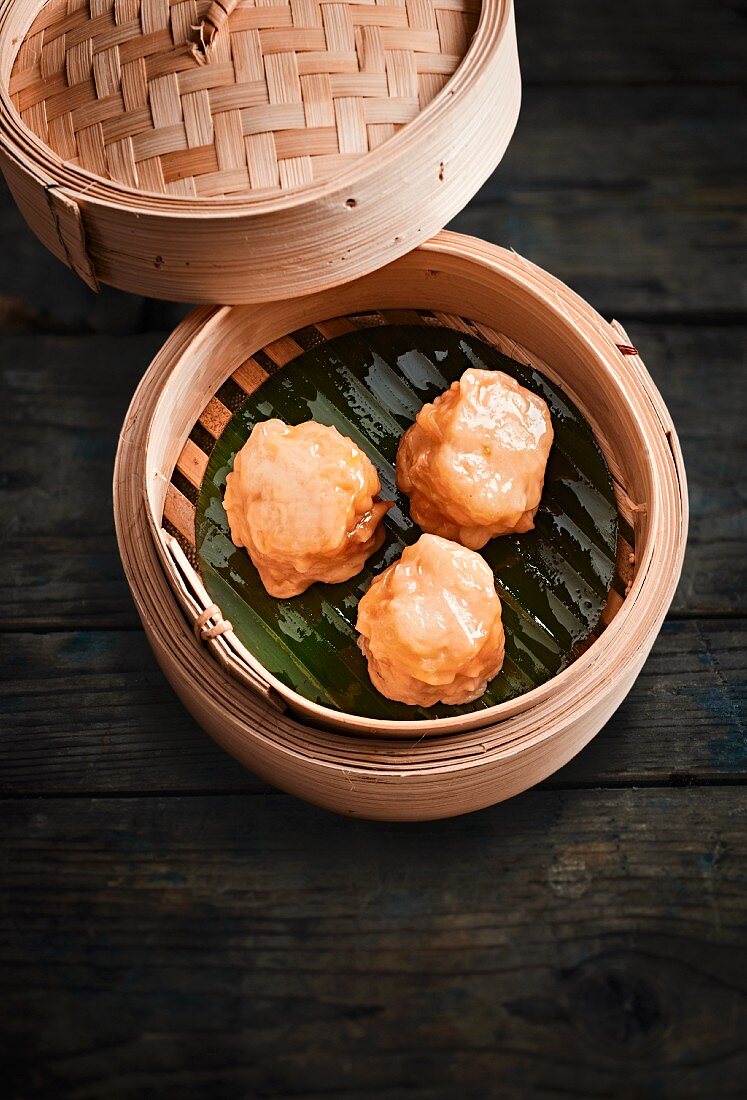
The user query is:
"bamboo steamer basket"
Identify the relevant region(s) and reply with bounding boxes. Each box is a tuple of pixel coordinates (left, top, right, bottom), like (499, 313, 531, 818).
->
(114, 232, 688, 821)
(0, 0, 520, 301)
(153, 307, 632, 736)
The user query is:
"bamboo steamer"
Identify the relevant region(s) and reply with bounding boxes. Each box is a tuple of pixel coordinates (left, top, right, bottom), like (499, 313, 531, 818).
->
(113, 232, 688, 820)
(156, 309, 628, 735)
(0, 0, 520, 301)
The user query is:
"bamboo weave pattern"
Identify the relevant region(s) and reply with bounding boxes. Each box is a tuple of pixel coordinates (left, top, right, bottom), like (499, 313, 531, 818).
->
(10, 0, 480, 196)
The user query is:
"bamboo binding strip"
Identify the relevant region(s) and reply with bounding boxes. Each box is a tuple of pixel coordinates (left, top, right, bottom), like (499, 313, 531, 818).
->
(0, 0, 520, 300)
(114, 233, 688, 818)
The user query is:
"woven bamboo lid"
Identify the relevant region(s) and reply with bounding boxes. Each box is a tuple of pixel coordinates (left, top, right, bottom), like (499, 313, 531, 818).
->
(0, 0, 521, 301)
(12, 0, 482, 197)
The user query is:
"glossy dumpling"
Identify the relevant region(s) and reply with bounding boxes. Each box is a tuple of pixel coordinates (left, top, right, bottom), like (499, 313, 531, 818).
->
(397, 367, 554, 550)
(356, 534, 505, 707)
(224, 419, 390, 598)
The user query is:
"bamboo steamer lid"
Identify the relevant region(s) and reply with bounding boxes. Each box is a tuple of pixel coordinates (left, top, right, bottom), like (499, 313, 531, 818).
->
(0, 0, 520, 301)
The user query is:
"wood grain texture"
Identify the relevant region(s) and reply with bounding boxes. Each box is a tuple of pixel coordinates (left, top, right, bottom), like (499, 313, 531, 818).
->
(0, 788, 745, 1099)
(0, 333, 164, 628)
(1, 620, 744, 794)
(635, 324, 747, 614)
(518, 0, 747, 84)
(454, 87, 747, 316)
(0, 323, 740, 629)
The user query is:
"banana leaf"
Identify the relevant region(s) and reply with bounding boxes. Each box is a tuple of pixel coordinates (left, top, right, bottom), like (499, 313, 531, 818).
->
(196, 324, 618, 721)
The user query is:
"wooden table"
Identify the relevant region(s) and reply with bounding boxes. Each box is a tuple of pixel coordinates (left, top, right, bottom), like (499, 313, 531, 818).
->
(1, 1, 745, 1095)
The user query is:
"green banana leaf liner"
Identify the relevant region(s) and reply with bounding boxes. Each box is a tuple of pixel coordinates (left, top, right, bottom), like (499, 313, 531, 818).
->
(195, 324, 619, 721)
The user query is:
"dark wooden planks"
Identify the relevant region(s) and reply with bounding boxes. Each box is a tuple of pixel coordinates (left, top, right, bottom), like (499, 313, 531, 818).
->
(0, 333, 163, 628)
(0, 788, 745, 1099)
(517, 0, 747, 84)
(454, 86, 747, 316)
(0, 629, 253, 793)
(628, 322, 747, 614)
(1, 322, 743, 628)
(1, 620, 744, 794)
(490, 86, 745, 201)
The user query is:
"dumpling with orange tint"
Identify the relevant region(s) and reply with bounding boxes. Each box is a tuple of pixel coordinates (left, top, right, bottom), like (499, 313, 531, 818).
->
(397, 368, 553, 550)
(356, 534, 505, 707)
(224, 420, 391, 598)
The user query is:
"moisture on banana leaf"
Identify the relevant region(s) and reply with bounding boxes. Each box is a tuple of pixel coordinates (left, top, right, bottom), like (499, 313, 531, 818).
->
(196, 324, 619, 721)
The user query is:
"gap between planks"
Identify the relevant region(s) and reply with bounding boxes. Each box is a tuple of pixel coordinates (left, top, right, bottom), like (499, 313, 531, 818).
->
(2, 778, 746, 801)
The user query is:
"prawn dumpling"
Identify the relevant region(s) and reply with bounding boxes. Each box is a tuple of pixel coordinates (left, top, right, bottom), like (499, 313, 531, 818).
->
(397, 367, 554, 550)
(356, 534, 505, 707)
(224, 419, 390, 598)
